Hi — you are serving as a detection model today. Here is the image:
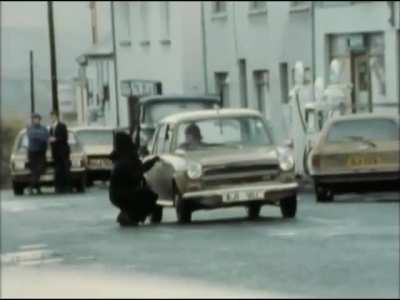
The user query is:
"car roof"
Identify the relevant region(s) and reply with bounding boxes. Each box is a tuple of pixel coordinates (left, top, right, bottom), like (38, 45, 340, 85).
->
(160, 108, 264, 124)
(327, 113, 399, 125)
(139, 94, 220, 105)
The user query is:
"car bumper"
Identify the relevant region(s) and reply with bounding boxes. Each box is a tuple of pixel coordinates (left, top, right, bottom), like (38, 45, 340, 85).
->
(182, 182, 298, 209)
(12, 168, 86, 184)
(313, 171, 400, 193)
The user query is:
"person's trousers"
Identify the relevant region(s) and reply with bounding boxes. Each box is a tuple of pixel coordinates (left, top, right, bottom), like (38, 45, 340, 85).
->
(54, 156, 71, 193)
(28, 151, 46, 190)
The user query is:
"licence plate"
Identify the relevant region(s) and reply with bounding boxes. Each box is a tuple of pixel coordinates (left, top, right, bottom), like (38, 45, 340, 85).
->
(223, 189, 265, 203)
(346, 155, 382, 167)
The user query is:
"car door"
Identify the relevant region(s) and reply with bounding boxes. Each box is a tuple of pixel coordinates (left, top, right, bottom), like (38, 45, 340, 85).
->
(145, 124, 174, 204)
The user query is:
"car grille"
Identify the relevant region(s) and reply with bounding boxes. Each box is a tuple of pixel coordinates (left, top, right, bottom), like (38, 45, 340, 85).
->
(202, 162, 280, 188)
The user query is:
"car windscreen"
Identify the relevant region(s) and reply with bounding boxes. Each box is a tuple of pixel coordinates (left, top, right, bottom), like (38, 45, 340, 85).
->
(326, 119, 399, 143)
(144, 101, 216, 125)
(176, 116, 273, 151)
(75, 130, 113, 146)
(18, 132, 78, 150)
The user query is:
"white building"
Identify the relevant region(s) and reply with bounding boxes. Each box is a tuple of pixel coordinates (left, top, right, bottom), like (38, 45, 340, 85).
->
(202, 1, 314, 142)
(112, 1, 207, 128)
(314, 1, 400, 114)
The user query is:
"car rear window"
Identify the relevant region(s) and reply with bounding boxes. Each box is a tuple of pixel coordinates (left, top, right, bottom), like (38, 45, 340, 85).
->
(326, 119, 399, 143)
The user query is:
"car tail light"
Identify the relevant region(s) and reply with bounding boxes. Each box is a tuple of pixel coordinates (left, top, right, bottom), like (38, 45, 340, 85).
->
(312, 155, 321, 169)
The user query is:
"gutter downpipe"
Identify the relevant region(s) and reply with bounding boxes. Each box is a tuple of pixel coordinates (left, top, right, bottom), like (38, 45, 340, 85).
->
(311, 1, 316, 102)
(200, 2, 209, 94)
(110, 1, 120, 127)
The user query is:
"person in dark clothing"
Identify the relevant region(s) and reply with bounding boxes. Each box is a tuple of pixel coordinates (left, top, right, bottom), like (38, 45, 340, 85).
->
(27, 113, 49, 195)
(109, 132, 159, 227)
(49, 111, 71, 193)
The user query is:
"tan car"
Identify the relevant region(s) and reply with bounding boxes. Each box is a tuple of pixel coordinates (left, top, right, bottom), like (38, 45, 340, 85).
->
(145, 108, 299, 224)
(309, 113, 400, 202)
(72, 127, 114, 185)
(10, 129, 87, 195)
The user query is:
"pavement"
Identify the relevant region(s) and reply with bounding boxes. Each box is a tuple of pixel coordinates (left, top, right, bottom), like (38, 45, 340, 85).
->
(0, 185, 399, 298)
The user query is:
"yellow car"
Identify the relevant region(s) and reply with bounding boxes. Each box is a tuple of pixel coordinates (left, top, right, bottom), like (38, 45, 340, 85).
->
(10, 129, 87, 195)
(309, 114, 400, 202)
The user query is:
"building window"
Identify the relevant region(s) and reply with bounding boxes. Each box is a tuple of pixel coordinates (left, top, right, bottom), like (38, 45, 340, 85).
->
(118, 2, 131, 46)
(254, 70, 269, 114)
(160, 2, 171, 44)
(215, 72, 229, 107)
(140, 2, 150, 46)
(213, 1, 227, 14)
(279, 63, 290, 104)
(249, 1, 267, 11)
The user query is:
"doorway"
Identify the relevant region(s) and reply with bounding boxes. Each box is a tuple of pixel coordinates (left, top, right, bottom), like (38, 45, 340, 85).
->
(351, 53, 372, 113)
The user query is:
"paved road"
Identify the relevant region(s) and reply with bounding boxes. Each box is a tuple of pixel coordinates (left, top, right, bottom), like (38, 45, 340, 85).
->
(1, 186, 399, 298)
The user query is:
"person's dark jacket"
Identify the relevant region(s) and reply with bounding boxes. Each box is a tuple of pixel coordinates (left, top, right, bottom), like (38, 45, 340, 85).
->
(50, 122, 70, 159)
(27, 124, 49, 153)
(109, 132, 158, 223)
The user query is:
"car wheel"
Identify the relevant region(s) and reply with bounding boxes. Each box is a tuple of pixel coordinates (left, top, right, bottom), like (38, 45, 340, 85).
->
(247, 203, 261, 220)
(280, 195, 297, 218)
(150, 205, 163, 224)
(75, 178, 86, 193)
(12, 182, 24, 196)
(315, 184, 334, 203)
(175, 192, 192, 224)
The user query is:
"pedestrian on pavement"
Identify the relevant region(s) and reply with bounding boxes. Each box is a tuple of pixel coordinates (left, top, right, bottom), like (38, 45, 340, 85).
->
(26, 113, 49, 195)
(49, 111, 71, 193)
(109, 131, 159, 227)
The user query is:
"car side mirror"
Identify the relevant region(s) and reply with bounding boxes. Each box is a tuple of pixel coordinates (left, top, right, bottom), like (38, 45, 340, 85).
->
(284, 139, 294, 149)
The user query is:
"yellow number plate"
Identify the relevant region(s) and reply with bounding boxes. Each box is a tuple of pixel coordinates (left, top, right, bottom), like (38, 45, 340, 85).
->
(346, 156, 382, 167)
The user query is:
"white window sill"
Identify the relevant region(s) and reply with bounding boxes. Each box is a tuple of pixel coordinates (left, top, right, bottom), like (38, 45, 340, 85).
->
(248, 8, 268, 17)
(160, 38, 171, 46)
(289, 5, 311, 13)
(211, 12, 228, 21)
(119, 40, 132, 47)
(139, 40, 151, 47)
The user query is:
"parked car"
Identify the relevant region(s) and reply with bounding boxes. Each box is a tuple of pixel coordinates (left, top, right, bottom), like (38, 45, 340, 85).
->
(144, 108, 299, 224)
(134, 95, 220, 155)
(309, 113, 400, 202)
(72, 127, 114, 185)
(10, 129, 87, 195)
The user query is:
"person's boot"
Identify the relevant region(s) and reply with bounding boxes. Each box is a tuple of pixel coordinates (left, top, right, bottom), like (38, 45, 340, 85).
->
(117, 211, 138, 227)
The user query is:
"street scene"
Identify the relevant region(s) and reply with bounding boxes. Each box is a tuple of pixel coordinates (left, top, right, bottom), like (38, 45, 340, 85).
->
(1, 1, 400, 299)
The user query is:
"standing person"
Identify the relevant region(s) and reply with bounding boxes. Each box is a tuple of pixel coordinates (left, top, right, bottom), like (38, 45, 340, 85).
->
(27, 113, 49, 195)
(109, 132, 159, 227)
(49, 111, 71, 193)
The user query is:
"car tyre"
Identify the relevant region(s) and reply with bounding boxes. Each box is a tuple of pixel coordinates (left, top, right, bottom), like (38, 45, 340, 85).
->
(247, 203, 261, 220)
(75, 178, 86, 193)
(150, 205, 163, 224)
(12, 182, 24, 196)
(175, 192, 192, 224)
(280, 195, 297, 218)
(315, 184, 334, 203)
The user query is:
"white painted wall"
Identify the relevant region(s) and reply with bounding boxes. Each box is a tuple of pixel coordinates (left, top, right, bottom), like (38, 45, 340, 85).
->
(314, 2, 399, 113)
(203, 2, 312, 142)
(113, 2, 206, 128)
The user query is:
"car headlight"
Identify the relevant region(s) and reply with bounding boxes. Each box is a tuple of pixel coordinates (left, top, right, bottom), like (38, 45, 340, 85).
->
(187, 162, 202, 179)
(14, 160, 26, 170)
(71, 159, 82, 168)
(277, 148, 295, 172)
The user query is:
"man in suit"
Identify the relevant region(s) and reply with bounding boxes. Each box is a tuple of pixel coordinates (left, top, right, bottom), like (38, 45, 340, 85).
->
(49, 111, 71, 193)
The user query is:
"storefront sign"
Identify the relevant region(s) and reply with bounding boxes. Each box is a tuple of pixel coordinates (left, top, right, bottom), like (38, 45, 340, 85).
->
(120, 80, 161, 97)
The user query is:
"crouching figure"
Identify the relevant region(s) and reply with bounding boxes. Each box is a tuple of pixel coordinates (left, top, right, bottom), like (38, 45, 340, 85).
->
(109, 132, 159, 227)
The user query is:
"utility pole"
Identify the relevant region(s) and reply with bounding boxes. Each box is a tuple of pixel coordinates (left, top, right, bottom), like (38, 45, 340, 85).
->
(29, 50, 35, 114)
(89, 1, 98, 44)
(110, 1, 120, 127)
(48, 1, 59, 116)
